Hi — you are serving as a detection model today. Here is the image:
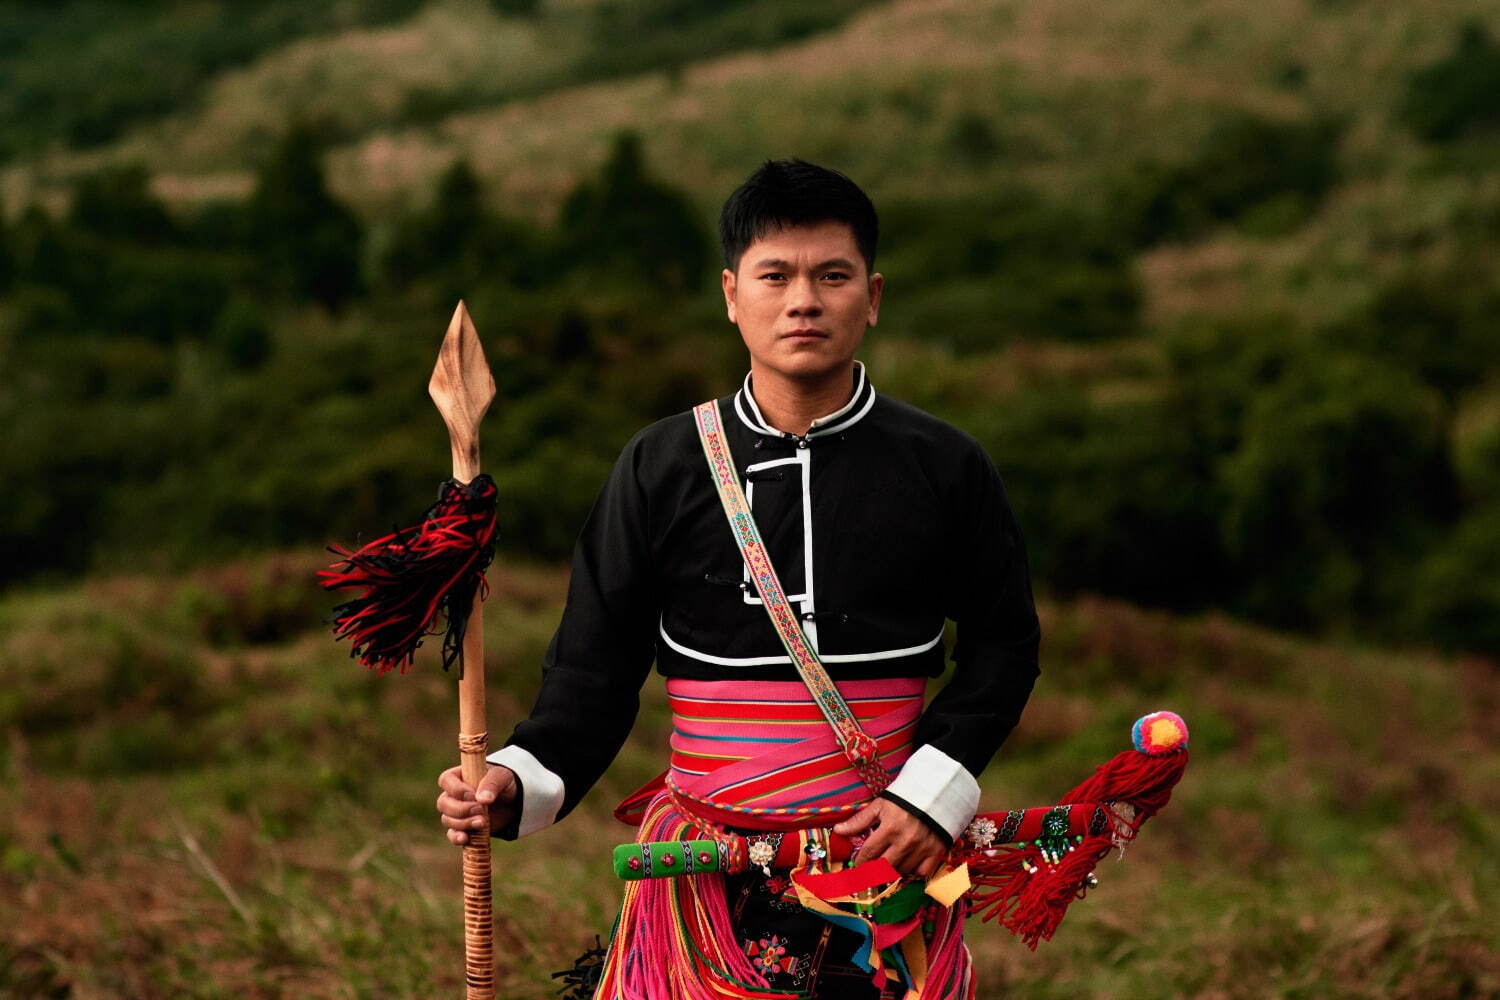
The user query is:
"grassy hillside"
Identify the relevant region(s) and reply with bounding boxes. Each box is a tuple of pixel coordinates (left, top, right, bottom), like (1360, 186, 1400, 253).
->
(0, 552, 1494, 997)
(4, 0, 1500, 647)
(6, 0, 1498, 330)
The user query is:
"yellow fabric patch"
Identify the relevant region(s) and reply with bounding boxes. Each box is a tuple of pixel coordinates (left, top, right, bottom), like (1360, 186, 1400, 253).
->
(924, 862, 971, 907)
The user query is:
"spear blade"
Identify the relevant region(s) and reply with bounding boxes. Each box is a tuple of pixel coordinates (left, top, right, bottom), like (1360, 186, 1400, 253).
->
(430, 300, 496, 486)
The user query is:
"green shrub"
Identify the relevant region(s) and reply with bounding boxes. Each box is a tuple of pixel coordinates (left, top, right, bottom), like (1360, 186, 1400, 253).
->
(210, 297, 273, 371)
(173, 561, 327, 649)
(976, 384, 1230, 612)
(1400, 21, 1500, 141)
(1218, 351, 1451, 629)
(0, 204, 12, 293)
(1115, 113, 1343, 245)
(880, 191, 1140, 346)
(79, 709, 209, 775)
(9, 198, 245, 342)
(1404, 511, 1500, 655)
(944, 112, 1002, 166)
(1453, 407, 1500, 505)
(580, 0, 878, 81)
(489, 0, 540, 14)
(69, 164, 176, 244)
(1326, 266, 1500, 402)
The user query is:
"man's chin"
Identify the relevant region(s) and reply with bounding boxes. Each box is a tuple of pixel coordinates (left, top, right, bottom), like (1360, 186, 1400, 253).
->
(763, 358, 856, 385)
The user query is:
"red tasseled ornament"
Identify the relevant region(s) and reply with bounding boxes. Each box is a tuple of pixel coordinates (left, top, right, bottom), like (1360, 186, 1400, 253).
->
(1059, 741, 1187, 816)
(318, 474, 498, 676)
(964, 744, 1189, 949)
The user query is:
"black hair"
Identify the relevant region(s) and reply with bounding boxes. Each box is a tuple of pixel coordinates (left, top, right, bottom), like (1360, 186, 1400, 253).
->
(717, 159, 878, 274)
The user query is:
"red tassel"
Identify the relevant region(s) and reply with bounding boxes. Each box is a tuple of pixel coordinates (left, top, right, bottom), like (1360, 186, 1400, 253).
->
(1001, 833, 1115, 948)
(963, 745, 1189, 949)
(318, 474, 498, 675)
(1059, 745, 1187, 818)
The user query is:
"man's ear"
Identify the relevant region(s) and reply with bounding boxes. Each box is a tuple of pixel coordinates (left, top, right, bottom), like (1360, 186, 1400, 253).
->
(867, 271, 884, 327)
(721, 268, 738, 324)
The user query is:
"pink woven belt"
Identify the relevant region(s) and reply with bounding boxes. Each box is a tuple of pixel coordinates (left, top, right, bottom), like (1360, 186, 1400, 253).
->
(666, 677, 923, 827)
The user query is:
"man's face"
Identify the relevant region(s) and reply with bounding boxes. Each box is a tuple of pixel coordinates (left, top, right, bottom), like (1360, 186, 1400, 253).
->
(721, 219, 883, 383)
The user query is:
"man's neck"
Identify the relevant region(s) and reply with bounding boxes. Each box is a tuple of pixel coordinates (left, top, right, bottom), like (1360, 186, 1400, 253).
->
(748, 361, 858, 436)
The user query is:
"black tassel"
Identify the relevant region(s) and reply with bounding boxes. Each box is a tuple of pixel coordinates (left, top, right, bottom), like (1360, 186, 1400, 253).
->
(318, 474, 499, 677)
(551, 935, 607, 1000)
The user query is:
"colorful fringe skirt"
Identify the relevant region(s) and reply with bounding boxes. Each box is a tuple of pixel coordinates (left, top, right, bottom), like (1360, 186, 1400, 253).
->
(589, 678, 976, 1000)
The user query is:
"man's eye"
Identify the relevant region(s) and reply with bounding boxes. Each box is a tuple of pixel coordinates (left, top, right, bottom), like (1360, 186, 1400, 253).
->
(760, 272, 786, 281)
(822, 272, 850, 281)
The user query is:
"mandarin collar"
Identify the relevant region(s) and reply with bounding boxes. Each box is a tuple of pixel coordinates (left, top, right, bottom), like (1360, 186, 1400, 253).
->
(732, 361, 876, 441)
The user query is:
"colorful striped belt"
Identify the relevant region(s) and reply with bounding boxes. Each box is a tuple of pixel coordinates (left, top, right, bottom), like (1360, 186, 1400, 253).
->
(664, 676, 924, 830)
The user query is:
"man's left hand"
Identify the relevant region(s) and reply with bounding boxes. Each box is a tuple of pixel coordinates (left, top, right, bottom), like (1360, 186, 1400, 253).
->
(832, 797, 947, 880)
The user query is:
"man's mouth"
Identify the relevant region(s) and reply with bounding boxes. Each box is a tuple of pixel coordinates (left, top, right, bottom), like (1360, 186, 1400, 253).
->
(781, 329, 829, 339)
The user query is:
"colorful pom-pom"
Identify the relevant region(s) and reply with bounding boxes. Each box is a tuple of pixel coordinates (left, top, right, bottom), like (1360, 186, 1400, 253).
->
(1131, 710, 1189, 755)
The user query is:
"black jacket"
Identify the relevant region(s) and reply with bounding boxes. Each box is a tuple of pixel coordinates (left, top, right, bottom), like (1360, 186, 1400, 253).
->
(488, 363, 1041, 840)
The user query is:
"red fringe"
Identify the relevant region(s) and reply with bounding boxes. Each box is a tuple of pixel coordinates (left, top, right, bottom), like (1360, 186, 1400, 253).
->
(318, 474, 498, 675)
(1060, 743, 1187, 815)
(963, 746, 1188, 949)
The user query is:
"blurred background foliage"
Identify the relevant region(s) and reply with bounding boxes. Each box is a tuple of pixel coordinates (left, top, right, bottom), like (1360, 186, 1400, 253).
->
(3, 4, 1500, 657)
(1, 1, 1499, 997)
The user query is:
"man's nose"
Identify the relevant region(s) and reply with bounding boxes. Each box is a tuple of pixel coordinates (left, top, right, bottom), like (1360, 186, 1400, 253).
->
(786, 275, 823, 315)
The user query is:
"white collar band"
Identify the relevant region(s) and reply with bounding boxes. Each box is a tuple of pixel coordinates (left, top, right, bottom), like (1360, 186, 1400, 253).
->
(733, 361, 875, 440)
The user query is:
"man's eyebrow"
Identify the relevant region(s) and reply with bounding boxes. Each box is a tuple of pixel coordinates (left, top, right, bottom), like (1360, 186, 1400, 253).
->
(751, 257, 859, 271)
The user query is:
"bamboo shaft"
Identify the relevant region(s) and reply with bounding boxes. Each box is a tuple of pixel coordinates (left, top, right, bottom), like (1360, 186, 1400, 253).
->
(462, 823, 494, 998)
(458, 561, 494, 999)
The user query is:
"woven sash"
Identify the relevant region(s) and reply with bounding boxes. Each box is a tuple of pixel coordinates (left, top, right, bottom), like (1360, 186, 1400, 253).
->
(666, 677, 922, 828)
(692, 398, 891, 795)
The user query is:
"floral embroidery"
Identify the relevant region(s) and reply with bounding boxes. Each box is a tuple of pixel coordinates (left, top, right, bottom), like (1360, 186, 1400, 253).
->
(745, 935, 796, 975)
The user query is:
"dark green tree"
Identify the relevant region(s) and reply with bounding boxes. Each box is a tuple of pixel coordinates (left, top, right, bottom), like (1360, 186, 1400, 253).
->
(557, 131, 709, 295)
(1218, 351, 1454, 630)
(880, 191, 1140, 346)
(1326, 267, 1500, 403)
(0, 200, 12, 293)
(1405, 511, 1500, 655)
(69, 164, 175, 244)
(1400, 21, 1500, 141)
(977, 385, 1230, 613)
(247, 123, 363, 310)
(380, 159, 542, 295)
(1119, 114, 1343, 245)
(489, 0, 540, 14)
(211, 297, 273, 371)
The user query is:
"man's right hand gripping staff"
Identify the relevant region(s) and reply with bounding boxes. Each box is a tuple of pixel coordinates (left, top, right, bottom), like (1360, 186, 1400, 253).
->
(437, 764, 518, 846)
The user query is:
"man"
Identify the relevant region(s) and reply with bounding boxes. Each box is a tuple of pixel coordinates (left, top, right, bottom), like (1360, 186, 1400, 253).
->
(436, 159, 1041, 998)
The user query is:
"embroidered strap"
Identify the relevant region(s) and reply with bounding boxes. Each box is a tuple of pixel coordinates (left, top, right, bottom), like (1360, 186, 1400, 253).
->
(692, 399, 890, 794)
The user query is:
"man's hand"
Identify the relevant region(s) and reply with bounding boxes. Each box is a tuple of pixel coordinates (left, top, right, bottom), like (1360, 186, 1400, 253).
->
(436, 764, 519, 846)
(832, 797, 948, 879)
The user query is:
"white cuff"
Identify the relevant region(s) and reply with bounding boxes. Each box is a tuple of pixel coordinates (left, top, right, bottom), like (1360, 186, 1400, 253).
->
(884, 744, 980, 843)
(485, 745, 565, 837)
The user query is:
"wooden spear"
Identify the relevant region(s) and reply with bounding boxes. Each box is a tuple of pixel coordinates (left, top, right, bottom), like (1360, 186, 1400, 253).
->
(428, 301, 497, 999)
